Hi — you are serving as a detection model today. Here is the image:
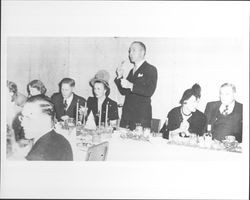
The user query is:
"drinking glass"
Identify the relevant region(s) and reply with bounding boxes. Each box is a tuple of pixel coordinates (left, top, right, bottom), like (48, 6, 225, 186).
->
(68, 118, 75, 126)
(143, 128, 151, 138)
(135, 123, 143, 137)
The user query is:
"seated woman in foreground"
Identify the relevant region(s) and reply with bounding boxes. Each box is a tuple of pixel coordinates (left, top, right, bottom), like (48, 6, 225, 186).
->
(160, 84, 206, 139)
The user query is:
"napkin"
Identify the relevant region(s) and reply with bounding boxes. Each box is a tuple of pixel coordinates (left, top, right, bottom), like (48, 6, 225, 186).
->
(84, 111, 97, 130)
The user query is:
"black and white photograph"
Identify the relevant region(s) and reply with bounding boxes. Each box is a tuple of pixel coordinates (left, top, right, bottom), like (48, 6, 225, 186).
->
(1, 1, 249, 199)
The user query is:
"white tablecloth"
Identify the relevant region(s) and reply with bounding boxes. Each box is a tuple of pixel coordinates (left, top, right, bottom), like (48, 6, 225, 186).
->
(59, 128, 242, 161)
(7, 126, 242, 161)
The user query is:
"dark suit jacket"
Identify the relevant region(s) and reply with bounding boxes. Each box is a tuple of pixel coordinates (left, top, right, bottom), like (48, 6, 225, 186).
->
(51, 93, 86, 121)
(114, 61, 158, 124)
(204, 101, 243, 142)
(26, 130, 73, 161)
(28, 94, 51, 101)
(86, 96, 119, 126)
(160, 106, 207, 139)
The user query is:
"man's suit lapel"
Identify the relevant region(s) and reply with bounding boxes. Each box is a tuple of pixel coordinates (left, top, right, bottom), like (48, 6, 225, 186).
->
(127, 61, 146, 83)
(127, 69, 134, 82)
(233, 101, 240, 114)
(134, 61, 146, 79)
(66, 93, 76, 113)
(59, 94, 65, 110)
(211, 102, 221, 124)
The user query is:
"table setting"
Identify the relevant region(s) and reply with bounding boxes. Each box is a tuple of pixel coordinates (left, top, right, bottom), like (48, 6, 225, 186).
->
(52, 96, 243, 160)
(6, 101, 243, 161)
(166, 131, 242, 153)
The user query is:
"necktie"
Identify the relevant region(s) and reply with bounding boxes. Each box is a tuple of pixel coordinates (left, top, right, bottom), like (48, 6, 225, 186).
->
(64, 100, 68, 113)
(222, 105, 229, 116)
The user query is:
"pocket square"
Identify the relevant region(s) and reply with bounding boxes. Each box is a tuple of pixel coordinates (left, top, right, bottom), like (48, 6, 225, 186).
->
(138, 73, 143, 77)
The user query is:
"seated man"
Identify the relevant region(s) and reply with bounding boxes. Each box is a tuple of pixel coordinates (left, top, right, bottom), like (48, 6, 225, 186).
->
(20, 96, 73, 160)
(51, 78, 86, 122)
(204, 83, 243, 143)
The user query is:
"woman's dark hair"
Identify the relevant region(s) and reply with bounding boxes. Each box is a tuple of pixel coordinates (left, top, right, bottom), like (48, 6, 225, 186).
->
(27, 80, 47, 95)
(7, 80, 18, 102)
(179, 83, 201, 105)
(26, 96, 55, 122)
(93, 80, 110, 97)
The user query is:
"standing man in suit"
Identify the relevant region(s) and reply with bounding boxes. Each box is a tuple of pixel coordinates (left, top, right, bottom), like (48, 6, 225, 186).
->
(115, 41, 158, 130)
(204, 83, 243, 143)
(51, 78, 86, 122)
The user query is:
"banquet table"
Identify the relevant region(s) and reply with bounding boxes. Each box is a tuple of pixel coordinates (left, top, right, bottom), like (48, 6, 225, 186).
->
(7, 125, 243, 161)
(58, 127, 243, 162)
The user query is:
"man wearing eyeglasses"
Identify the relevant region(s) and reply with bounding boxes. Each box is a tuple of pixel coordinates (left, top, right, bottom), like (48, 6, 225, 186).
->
(19, 96, 73, 161)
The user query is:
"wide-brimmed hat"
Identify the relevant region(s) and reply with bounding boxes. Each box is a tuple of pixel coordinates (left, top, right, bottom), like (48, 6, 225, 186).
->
(90, 70, 110, 88)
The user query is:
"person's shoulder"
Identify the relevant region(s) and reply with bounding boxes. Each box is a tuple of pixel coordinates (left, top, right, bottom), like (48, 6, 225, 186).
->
(50, 130, 71, 146)
(168, 106, 181, 115)
(51, 92, 61, 99)
(206, 101, 220, 108)
(74, 93, 86, 101)
(107, 97, 117, 105)
(235, 101, 242, 107)
(235, 101, 243, 110)
(194, 109, 206, 118)
(87, 96, 96, 103)
(194, 109, 204, 114)
(50, 130, 65, 139)
(144, 61, 156, 69)
(44, 95, 51, 101)
(31, 130, 72, 160)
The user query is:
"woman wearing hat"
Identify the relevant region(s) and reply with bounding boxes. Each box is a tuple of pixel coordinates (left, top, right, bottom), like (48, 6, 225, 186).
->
(86, 70, 119, 127)
(160, 83, 206, 139)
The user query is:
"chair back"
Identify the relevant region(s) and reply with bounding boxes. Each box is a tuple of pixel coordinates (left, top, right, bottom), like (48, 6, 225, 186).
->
(151, 118, 161, 133)
(85, 141, 109, 161)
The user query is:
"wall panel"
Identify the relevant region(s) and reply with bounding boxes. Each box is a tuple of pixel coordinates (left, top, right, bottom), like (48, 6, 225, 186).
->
(7, 37, 245, 123)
